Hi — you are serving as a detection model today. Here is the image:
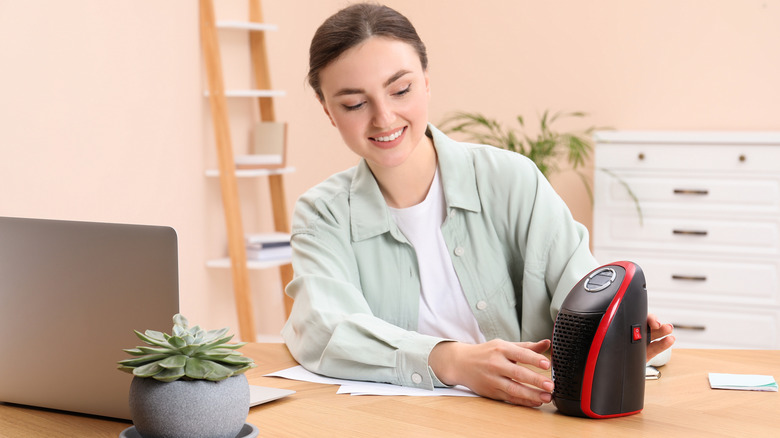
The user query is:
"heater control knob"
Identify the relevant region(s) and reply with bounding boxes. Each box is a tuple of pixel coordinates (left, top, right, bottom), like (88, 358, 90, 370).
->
(584, 267, 617, 292)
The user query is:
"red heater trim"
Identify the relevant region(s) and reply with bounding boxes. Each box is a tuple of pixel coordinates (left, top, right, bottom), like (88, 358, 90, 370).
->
(580, 261, 642, 419)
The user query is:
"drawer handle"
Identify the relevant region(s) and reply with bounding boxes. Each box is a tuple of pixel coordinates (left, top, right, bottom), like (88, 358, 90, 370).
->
(671, 274, 708, 282)
(673, 229, 708, 236)
(673, 189, 709, 196)
(672, 324, 706, 331)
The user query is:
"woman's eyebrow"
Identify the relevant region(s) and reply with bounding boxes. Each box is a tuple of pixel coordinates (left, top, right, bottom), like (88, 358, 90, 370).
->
(332, 69, 412, 97)
(383, 69, 411, 87)
(333, 87, 364, 97)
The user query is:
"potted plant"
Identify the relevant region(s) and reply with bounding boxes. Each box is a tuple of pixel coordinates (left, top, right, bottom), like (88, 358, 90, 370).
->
(440, 110, 642, 221)
(118, 314, 257, 438)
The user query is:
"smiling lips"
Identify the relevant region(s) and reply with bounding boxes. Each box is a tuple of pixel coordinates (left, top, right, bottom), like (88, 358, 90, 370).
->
(369, 126, 406, 148)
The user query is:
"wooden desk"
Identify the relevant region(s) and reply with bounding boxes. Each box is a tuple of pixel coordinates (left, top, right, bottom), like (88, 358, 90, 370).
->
(1, 344, 778, 437)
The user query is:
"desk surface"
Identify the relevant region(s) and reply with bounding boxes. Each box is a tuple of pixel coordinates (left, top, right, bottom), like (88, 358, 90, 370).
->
(1, 344, 778, 437)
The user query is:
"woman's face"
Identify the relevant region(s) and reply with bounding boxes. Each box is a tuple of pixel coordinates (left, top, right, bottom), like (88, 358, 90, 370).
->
(318, 37, 431, 172)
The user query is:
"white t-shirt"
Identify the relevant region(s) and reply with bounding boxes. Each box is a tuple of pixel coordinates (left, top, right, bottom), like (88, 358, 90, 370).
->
(389, 169, 486, 344)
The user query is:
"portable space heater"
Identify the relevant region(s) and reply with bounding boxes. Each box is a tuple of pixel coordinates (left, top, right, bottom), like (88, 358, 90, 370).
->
(551, 261, 648, 419)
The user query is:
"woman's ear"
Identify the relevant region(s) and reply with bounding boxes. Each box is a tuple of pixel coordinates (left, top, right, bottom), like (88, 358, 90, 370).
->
(320, 99, 336, 127)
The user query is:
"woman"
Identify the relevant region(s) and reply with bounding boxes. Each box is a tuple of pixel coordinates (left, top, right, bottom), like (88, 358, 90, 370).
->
(282, 3, 674, 407)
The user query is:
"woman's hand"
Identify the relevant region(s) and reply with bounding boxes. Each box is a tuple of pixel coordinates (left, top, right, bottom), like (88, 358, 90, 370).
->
(429, 315, 674, 407)
(647, 313, 675, 361)
(429, 339, 553, 407)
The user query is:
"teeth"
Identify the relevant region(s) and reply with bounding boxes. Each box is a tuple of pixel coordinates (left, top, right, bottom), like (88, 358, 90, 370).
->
(374, 128, 403, 142)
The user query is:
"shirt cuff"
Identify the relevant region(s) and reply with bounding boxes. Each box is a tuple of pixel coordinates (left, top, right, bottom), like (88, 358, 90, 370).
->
(396, 335, 454, 390)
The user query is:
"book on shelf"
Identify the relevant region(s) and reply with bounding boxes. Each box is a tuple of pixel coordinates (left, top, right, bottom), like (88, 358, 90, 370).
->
(244, 232, 291, 261)
(235, 122, 287, 169)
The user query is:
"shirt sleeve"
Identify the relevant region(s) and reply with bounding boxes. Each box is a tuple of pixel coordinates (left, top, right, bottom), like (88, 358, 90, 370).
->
(281, 196, 448, 390)
(516, 159, 600, 341)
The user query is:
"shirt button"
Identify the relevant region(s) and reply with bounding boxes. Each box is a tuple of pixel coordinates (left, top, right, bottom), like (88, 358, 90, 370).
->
(411, 373, 423, 384)
(454, 246, 465, 256)
(476, 301, 488, 310)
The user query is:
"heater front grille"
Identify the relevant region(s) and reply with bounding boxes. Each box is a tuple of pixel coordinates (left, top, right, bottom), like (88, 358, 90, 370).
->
(552, 311, 603, 400)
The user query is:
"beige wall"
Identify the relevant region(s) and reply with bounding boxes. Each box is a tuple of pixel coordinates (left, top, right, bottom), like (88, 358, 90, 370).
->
(2, 0, 779, 338)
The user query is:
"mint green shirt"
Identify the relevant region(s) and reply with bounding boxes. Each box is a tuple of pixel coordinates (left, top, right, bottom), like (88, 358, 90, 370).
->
(282, 124, 598, 390)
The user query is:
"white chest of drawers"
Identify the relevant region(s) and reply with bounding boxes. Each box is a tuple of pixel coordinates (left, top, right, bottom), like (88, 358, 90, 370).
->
(592, 131, 780, 349)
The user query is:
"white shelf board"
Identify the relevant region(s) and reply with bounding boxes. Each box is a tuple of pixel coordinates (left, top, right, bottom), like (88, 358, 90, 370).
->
(206, 257, 291, 270)
(216, 21, 278, 31)
(204, 90, 286, 98)
(205, 166, 295, 178)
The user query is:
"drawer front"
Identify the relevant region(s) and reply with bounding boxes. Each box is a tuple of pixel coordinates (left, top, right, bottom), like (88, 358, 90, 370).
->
(595, 143, 780, 173)
(594, 214, 779, 255)
(594, 251, 780, 307)
(647, 305, 779, 349)
(594, 172, 780, 215)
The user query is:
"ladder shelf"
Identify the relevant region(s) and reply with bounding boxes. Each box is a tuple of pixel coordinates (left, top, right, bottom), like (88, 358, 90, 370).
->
(200, 0, 293, 342)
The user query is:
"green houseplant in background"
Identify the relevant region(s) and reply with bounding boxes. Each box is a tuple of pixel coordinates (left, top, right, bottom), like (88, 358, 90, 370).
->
(440, 110, 642, 221)
(442, 110, 593, 182)
(118, 314, 257, 438)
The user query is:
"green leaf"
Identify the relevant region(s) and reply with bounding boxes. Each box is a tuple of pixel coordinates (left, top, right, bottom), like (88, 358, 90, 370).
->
(599, 168, 644, 225)
(179, 345, 199, 356)
(190, 340, 239, 357)
(136, 346, 175, 355)
(197, 353, 254, 365)
(118, 354, 171, 367)
(168, 336, 186, 349)
(133, 361, 164, 378)
(198, 334, 235, 350)
(185, 358, 235, 381)
(183, 357, 210, 379)
(194, 351, 232, 360)
(142, 330, 167, 342)
(158, 355, 187, 369)
(152, 367, 186, 382)
(135, 331, 171, 348)
(201, 327, 229, 343)
(117, 365, 136, 374)
(206, 348, 241, 355)
(173, 313, 189, 329)
(172, 325, 186, 337)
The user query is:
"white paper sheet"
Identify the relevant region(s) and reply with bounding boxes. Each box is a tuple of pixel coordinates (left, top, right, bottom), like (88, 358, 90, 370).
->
(708, 373, 778, 392)
(266, 365, 478, 397)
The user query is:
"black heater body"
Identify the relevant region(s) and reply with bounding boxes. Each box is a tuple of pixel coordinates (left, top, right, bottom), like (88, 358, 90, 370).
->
(551, 261, 648, 419)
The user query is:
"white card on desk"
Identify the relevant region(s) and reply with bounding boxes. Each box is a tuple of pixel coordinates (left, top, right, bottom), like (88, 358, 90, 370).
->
(708, 373, 778, 392)
(266, 365, 477, 397)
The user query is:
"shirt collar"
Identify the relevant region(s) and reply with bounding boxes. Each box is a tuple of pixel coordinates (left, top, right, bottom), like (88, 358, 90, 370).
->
(349, 123, 481, 242)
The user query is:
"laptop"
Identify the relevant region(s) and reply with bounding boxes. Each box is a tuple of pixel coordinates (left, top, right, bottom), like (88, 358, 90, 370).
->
(0, 216, 180, 420)
(0, 216, 293, 420)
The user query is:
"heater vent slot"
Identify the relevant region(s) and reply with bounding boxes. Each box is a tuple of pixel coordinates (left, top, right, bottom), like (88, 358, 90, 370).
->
(552, 311, 603, 400)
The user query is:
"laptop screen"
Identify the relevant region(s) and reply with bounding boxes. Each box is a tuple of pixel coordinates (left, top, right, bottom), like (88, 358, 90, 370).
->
(0, 216, 179, 420)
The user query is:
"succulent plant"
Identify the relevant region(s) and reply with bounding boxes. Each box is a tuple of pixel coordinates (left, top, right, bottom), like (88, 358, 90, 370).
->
(118, 314, 255, 382)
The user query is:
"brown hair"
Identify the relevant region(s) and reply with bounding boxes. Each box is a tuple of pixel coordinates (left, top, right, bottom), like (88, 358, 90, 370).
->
(308, 2, 428, 101)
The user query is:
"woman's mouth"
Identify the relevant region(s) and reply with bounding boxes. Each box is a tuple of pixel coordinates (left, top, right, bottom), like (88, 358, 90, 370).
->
(369, 127, 406, 148)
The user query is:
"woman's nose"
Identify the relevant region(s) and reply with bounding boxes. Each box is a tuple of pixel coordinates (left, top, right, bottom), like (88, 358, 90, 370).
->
(372, 99, 396, 128)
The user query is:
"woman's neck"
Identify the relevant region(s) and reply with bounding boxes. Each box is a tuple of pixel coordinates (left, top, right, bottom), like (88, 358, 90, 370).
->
(371, 135, 437, 209)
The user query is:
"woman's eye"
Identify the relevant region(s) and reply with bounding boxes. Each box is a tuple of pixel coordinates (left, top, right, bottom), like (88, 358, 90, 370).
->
(343, 102, 365, 111)
(394, 84, 411, 96)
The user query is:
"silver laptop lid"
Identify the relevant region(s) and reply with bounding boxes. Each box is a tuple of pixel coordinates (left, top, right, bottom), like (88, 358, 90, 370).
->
(0, 216, 179, 420)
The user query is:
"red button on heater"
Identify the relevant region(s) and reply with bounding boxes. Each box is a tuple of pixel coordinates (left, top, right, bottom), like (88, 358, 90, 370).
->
(632, 325, 642, 342)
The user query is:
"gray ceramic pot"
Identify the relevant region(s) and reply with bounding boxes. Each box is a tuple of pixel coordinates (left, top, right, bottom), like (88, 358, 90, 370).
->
(129, 374, 249, 438)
